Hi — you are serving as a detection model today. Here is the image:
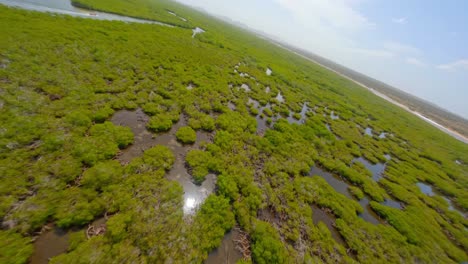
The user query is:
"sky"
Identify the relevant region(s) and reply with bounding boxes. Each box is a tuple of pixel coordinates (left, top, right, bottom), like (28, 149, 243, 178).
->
(176, 0, 468, 118)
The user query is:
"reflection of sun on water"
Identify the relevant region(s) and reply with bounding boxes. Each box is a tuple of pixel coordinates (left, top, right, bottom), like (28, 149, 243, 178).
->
(185, 197, 196, 211)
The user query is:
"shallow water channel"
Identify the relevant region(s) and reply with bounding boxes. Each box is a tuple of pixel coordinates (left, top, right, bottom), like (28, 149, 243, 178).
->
(30, 225, 69, 264)
(0, 0, 171, 25)
(417, 182, 466, 218)
(31, 218, 106, 264)
(2, 0, 207, 38)
(309, 167, 383, 225)
(167, 10, 187, 22)
(310, 161, 404, 226)
(311, 205, 346, 245)
(205, 229, 243, 264)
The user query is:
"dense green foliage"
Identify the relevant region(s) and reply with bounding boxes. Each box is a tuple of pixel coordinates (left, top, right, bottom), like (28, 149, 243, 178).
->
(0, 230, 33, 264)
(251, 221, 288, 264)
(127, 145, 175, 173)
(0, 0, 467, 263)
(186, 149, 218, 183)
(191, 195, 236, 255)
(176, 126, 196, 144)
(74, 121, 134, 166)
(147, 114, 174, 132)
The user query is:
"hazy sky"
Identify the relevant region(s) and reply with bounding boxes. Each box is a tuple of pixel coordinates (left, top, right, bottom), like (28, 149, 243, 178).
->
(177, 0, 468, 118)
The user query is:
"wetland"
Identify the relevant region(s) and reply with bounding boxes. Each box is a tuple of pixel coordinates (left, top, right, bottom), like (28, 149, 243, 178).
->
(0, 0, 467, 263)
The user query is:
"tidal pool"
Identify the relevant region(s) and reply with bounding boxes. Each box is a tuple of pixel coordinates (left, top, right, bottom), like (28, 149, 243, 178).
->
(275, 91, 284, 103)
(186, 83, 195, 90)
(192, 27, 205, 38)
(151, 116, 215, 215)
(382, 198, 403, 209)
(111, 109, 215, 215)
(240, 83, 251, 92)
(352, 157, 386, 181)
(330, 111, 339, 120)
(287, 103, 308, 125)
(111, 109, 157, 163)
(239, 72, 251, 79)
(364, 127, 373, 136)
(178, 173, 216, 214)
(416, 182, 434, 196)
(248, 98, 259, 108)
(255, 115, 269, 134)
(228, 101, 236, 110)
